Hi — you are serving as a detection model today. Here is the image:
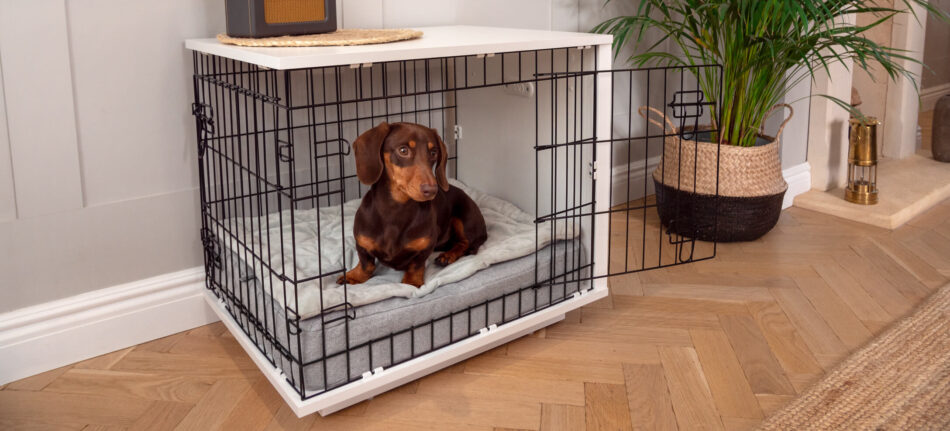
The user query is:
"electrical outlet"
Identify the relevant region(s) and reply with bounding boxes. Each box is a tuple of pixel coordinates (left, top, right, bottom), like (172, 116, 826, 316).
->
(504, 82, 535, 98)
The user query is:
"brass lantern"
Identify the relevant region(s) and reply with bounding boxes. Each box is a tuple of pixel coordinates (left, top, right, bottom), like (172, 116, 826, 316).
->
(845, 117, 879, 205)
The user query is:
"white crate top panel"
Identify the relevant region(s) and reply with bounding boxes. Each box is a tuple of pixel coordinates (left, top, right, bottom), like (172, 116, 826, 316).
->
(185, 26, 612, 70)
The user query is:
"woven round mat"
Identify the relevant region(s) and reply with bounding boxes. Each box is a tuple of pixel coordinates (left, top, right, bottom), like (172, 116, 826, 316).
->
(757, 283, 950, 430)
(217, 28, 423, 47)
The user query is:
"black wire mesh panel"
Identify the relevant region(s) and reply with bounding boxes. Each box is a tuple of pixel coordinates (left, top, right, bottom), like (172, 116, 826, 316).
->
(191, 49, 720, 400)
(600, 65, 722, 280)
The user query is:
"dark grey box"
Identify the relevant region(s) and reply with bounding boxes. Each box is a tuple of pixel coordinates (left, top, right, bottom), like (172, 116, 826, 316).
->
(225, 0, 337, 38)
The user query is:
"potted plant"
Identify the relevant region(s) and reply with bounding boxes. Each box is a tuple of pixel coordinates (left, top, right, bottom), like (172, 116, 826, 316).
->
(594, 0, 947, 242)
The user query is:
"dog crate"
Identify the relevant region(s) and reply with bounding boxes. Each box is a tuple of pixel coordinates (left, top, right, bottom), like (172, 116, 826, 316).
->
(186, 26, 720, 417)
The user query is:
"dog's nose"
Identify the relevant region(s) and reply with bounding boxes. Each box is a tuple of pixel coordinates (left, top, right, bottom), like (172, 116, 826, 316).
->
(420, 183, 438, 198)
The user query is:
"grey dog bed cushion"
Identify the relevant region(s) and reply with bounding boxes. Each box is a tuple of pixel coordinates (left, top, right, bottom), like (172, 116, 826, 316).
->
(217, 239, 584, 392)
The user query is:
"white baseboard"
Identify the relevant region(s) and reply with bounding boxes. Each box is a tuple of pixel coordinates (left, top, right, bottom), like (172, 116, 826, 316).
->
(611, 157, 810, 211)
(0, 267, 217, 385)
(610, 155, 662, 205)
(783, 162, 812, 210)
(921, 83, 950, 112)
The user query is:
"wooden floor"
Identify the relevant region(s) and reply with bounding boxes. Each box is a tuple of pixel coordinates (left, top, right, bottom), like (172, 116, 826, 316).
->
(3, 201, 950, 430)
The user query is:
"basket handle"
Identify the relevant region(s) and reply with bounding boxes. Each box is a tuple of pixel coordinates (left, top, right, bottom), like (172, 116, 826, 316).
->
(637, 106, 678, 134)
(761, 103, 794, 139)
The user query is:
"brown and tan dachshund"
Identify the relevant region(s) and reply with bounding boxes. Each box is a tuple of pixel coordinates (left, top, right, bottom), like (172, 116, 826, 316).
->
(337, 122, 487, 288)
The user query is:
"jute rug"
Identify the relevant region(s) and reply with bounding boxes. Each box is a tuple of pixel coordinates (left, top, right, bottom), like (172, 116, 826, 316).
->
(217, 28, 423, 47)
(758, 283, 950, 430)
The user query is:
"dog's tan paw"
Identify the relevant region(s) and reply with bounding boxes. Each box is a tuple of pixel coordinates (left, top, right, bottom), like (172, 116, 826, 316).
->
(337, 267, 373, 285)
(401, 273, 424, 287)
(435, 252, 460, 267)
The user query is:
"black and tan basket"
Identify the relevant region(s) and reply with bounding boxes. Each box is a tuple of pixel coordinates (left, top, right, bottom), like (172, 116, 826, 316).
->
(639, 104, 793, 242)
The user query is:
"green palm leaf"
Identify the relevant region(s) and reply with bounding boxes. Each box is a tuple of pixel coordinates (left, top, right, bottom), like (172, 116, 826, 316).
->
(594, 0, 949, 147)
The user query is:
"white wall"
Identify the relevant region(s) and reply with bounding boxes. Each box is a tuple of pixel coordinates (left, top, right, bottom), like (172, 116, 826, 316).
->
(0, 0, 811, 313)
(851, 3, 894, 148)
(808, 52, 854, 191)
(0, 56, 16, 223)
(0, 0, 223, 312)
(0, 0, 84, 218)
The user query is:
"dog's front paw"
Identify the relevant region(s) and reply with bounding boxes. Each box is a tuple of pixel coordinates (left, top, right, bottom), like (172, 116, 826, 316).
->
(435, 252, 460, 267)
(401, 265, 425, 287)
(401, 276, 424, 288)
(337, 267, 372, 285)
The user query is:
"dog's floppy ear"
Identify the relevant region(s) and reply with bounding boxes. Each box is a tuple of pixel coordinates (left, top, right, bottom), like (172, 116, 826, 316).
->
(434, 129, 450, 192)
(353, 122, 390, 185)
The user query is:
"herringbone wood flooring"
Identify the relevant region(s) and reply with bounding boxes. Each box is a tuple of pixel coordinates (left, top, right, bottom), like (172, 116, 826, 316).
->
(3, 201, 950, 430)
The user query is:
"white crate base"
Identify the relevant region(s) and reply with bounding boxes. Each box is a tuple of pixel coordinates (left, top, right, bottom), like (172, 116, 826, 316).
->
(204, 281, 607, 417)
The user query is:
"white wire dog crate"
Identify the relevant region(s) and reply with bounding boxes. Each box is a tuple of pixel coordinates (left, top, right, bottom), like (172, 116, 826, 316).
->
(186, 26, 720, 417)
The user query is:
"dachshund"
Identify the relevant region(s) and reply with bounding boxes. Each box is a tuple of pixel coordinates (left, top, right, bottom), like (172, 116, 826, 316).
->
(337, 122, 487, 288)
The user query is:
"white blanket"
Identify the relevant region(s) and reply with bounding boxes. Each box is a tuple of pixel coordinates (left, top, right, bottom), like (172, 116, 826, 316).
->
(221, 180, 577, 320)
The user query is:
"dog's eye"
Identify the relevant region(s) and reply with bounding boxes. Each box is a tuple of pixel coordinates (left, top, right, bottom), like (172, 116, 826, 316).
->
(429, 149, 437, 159)
(397, 146, 409, 156)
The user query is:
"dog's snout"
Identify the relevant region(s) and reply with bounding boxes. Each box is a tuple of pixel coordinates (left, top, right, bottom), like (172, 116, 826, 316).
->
(420, 183, 438, 198)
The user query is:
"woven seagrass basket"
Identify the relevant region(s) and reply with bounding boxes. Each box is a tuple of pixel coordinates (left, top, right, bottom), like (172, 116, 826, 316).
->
(639, 104, 792, 242)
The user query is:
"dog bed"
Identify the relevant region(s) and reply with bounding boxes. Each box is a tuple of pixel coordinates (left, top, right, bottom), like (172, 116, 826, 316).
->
(218, 238, 583, 392)
(216, 180, 579, 320)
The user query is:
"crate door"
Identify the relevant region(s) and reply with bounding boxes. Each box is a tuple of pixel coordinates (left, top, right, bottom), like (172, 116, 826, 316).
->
(538, 64, 722, 287)
(602, 65, 722, 280)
